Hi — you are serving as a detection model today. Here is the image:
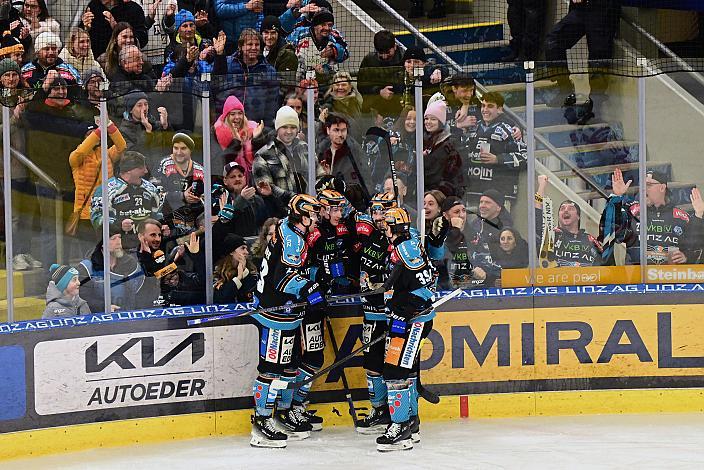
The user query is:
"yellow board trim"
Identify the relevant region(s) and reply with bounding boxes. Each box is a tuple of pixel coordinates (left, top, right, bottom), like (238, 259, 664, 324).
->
(393, 21, 502, 36)
(3, 389, 704, 461)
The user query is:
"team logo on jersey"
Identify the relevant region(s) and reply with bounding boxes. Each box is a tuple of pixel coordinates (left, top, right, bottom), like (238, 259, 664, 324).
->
(674, 226, 683, 235)
(113, 194, 130, 204)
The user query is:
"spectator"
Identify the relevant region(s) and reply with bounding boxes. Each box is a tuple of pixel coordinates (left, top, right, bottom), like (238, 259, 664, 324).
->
(108, 44, 171, 94)
(91, 151, 163, 249)
(215, 160, 266, 237)
(320, 70, 362, 130)
(213, 94, 264, 177)
(0, 1, 32, 55)
(423, 189, 446, 228)
(0, 56, 30, 108)
(69, 119, 126, 254)
(119, 90, 171, 168)
(152, 132, 205, 225)
(251, 216, 278, 268)
(390, 107, 416, 181)
(214, 0, 263, 52)
(77, 226, 148, 312)
(599, 168, 704, 265)
(489, 227, 529, 274)
(288, 8, 348, 88)
(21, 32, 81, 98)
(22, 71, 88, 267)
(253, 105, 318, 200)
(161, 0, 217, 40)
(81, 0, 149, 58)
(464, 91, 527, 208)
(74, 68, 105, 120)
(397, 46, 446, 111)
(467, 190, 513, 282)
(43, 263, 90, 318)
(260, 15, 297, 78)
(317, 112, 372, 210)
(441, 73, 482, 139)
(19, 0, 59, 41)
(282, 92, 304, 136)
(0, 30, 26, 66)
(504, 0, 545, 61)
(213, 233, 257, 303)
(59, 27, 103, 79)
(96, 22, 137, 78)
(212, 28, 279, 128)
(535, 175, 603, 267)
(422, 99, 464, 195)
(545, 0, 621, 110)
(358, 29, 404, 119)
(441, 196, 490, 289)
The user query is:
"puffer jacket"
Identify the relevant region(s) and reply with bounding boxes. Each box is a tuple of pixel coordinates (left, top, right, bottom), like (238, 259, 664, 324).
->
(43, 282, 91, 319)
(214, 0, 263, 45)
(69, 124, 126, 220)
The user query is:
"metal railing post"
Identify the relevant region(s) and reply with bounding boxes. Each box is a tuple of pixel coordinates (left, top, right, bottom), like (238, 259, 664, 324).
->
(525, 63, 537, 284)
(306, 69, 316, 195)
(414, 69, 425, 238)
(201, 73, 214, 305)
(3, 104, 14, 321)
(99, 88, 111, 314)
(637, 60, 648, 277)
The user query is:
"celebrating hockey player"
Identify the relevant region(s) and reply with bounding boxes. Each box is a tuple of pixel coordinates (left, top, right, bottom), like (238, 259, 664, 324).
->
(250, 194, 327, 448)
(376, 207, 437, 452)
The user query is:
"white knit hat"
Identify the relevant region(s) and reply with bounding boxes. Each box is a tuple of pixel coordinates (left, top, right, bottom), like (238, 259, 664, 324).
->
(274, 105, 299, 130)
(34, 32, 62, 53)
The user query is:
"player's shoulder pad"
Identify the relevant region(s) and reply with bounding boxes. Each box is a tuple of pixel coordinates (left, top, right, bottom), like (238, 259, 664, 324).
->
(307, 228, 322, 246)
(673, 207, 690, 222)
(356, 215, 375, 237)
(394, 238, 425, 270)
(281, 223, 306, 266)
(629, 202, 641, 217)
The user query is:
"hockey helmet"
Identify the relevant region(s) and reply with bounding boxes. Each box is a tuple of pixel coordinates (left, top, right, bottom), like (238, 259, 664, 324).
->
(384, 207, 411, 235)
(370, 192, 398, 213)
(288, 193, 321, 220)
(317, 189, 347, 208)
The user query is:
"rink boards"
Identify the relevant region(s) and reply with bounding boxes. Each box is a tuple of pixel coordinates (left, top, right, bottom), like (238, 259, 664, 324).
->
(1, 284, 704, 460)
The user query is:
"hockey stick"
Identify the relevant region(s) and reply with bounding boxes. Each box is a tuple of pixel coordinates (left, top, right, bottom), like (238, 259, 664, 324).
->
(186, 287, 385, 326)
(365, 126, 399, 205)
(325, 316, 359, 426)
(272, 289, 463, 392)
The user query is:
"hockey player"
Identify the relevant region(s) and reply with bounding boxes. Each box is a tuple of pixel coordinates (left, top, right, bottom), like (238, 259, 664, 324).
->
(376, 207, 437, 452)
(251, 193, 327, 448)
(293, 189, 357, 431)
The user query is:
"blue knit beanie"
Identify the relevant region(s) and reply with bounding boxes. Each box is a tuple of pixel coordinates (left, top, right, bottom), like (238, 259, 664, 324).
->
(49, 264, 79, 293)
(174, 9, 196, 31)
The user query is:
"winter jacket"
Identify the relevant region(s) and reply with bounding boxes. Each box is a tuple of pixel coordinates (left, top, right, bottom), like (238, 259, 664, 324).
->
(423, 127, 464, 195)
(77, 249, 147, 313)
(212, 51, 280, 127)
(21, 57, 82, 99)
(320, 90, 363, 122)
(214, 95, 261, 178)
(214, 0, 263, 46)
(59, 45, 103, 79)
(253, 137, 320, 198)
(213, 267, 257, 303)
(43, 282, 91, 319)
(119, 115, 172, 169)
(489, 235, 529, 270)
(288, 25, 349, 86)
(82, 0, 148, 58)
(264, 37, 298, 78)
(69, 124, 126, 220)
(161, 0, 218, 39)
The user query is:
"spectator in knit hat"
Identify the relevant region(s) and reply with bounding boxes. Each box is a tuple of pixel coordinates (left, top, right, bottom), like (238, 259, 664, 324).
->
(0, 29, 26, 65)
(288, 7, 349, 88)
(422, 99, 464, 195)
(21, 31, 81, 98)
(254, 105, 322, 207)
(214, 94, 265, 178)
(260, 15, 297, 76)
(43, 263, 90, 318)
(0, 57, 31, 108)
(80, 0, 148, 58)
(119, 89, 171, 168)
(160, 0, 216, 40)
(59, 27, 102, 79)
(212, 28, 279, 128)
(152, 132, 205, 226)
(466, 189, 513, 282)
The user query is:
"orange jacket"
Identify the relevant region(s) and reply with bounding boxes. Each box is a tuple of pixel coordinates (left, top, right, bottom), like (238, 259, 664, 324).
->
(69, 125, 126, 219)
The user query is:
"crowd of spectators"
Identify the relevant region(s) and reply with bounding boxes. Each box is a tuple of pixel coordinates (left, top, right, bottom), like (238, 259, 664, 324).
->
(0, 1, 699, 318)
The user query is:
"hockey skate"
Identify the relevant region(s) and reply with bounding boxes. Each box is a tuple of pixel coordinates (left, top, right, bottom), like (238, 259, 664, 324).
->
(294, 404, 323, 431)
(274, 408, 313, 440)
(376, 421, 413, 452)
(410, 415, 421, 443)
(356, 405, 391, 435)
(250, 415, 287, 448)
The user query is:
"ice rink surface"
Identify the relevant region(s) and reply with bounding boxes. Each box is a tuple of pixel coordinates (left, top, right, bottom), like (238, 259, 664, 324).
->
(7, 413, 704, 469)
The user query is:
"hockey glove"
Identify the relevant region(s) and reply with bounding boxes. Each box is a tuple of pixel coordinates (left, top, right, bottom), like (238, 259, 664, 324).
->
(218, 203, 235, 222)
(302, 282, 327, 309)
(427, 216, 450, 248)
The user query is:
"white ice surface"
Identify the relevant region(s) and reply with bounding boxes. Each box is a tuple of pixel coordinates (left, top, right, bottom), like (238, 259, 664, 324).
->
(6, 413, 704, 470)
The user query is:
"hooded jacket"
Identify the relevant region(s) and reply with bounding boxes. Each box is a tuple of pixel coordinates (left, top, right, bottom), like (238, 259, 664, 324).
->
(69, 124, 126, 220)
(423, 127, 464, 195)
(214, 95, 259, 176)
(43, 281, 91, 319)
(59, 44, 102, 79)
